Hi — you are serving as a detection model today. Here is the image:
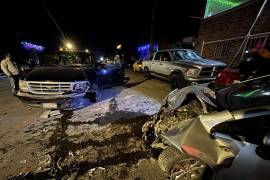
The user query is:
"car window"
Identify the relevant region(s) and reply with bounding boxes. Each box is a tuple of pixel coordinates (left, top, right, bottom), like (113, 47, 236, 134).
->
(174, 50, 203, 60)
(154, 52, 162, 60)
(172, 51, 184, 60)
(161, 52, 171, 61)
(42, 52, 94, 66)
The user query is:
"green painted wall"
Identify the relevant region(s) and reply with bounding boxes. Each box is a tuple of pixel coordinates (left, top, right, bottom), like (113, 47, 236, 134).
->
(204, 0, 250, 18)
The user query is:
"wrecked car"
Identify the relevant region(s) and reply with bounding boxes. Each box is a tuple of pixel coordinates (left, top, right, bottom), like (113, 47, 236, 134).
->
(143, 75, 270, 179)
(17, 49, 125, 109)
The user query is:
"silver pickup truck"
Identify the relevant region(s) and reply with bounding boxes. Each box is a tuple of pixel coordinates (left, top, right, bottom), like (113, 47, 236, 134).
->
(142, 49, 226, 89)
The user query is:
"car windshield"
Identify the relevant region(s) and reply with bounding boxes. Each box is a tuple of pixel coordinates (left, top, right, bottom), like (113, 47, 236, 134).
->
(173, 50, 203, 60)
(42, 52, 94, 66)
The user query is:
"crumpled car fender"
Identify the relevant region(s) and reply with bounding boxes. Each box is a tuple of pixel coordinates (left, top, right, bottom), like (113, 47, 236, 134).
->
(162, 83, 217, 111)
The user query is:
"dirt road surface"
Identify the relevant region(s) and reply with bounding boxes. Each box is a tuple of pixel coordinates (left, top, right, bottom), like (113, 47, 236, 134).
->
(0, 70, 171, 179)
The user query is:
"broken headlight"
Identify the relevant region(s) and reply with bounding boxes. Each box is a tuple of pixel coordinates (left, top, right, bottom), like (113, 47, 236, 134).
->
(19, 80, 29, 92)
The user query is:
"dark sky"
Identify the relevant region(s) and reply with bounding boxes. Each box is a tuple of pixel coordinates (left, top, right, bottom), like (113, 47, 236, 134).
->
(0, 0, 206, 57)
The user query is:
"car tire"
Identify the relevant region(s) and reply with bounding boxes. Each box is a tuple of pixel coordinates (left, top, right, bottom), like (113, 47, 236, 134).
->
(171, 73, 186, 90)
(158, 145, 207, 180)
(144, 67, 151, 79)
(86, 91, 97, 103)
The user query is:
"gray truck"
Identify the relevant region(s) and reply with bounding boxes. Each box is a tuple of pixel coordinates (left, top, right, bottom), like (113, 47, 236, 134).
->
(142, 49, 226, 89)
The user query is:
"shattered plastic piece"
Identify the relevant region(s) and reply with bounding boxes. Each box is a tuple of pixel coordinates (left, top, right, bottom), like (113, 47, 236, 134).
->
(40, 110, 62, 119)
(68, 151, 74, 157)
(19, 160, 27, 164)
(49, 110, 62, 117)
(40, 110, 51, 119)
(88, 167, 106, 176)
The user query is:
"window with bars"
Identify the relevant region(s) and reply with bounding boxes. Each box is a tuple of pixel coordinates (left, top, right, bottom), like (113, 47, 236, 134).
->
(246, 36, 268, 50)
(214, 42, 231, 57)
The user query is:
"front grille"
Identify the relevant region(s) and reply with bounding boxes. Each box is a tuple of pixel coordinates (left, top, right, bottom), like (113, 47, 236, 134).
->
(200, 66, 225, 77)
(27, 82, 72, 95)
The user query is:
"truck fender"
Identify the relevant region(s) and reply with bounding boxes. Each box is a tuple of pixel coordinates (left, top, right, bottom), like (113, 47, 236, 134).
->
(169, 70, 184, 80)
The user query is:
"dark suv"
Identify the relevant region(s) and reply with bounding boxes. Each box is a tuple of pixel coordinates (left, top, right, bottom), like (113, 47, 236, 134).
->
(17, 50, 125, 109)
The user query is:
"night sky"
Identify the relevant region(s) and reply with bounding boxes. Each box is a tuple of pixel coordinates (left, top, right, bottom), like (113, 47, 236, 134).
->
(0, 0, 206, 58)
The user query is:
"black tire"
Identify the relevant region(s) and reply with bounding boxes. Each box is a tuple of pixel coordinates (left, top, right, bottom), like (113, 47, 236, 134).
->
(144, 67, 151, 79)
(158, 146, 182, 173)
(171, 73, 186, 90)
(158, 145, 207, 180)
(86, 91, 97, 103)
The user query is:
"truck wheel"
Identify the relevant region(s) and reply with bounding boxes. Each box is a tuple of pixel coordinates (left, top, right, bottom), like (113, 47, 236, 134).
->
(158, 146, 207, 180)
(144, 67, 151, 79)
(171, 74, 186, 90)
(86, 92, 97, 103)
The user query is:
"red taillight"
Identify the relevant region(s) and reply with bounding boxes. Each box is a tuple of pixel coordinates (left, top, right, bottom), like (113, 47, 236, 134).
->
(181, 145, 202, 157)
(215, 69, 239, 85)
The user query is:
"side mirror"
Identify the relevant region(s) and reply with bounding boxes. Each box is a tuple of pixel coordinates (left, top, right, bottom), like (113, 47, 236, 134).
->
(263, 132, 270, 146)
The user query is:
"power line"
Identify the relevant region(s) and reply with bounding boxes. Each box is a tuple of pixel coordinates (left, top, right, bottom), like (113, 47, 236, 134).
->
(41, 0, 66, 41)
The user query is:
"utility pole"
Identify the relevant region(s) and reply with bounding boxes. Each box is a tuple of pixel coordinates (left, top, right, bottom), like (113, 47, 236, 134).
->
(149, 0, 156, 57)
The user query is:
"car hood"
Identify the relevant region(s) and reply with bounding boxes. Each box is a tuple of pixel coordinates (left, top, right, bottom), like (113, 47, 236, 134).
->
(175, 58, 226, 67)
(24, 66, 86, 82)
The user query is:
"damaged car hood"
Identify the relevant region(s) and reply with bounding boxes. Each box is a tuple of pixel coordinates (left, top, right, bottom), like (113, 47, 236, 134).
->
(162, 83, 217, 110)
(23, 66, 87, 82)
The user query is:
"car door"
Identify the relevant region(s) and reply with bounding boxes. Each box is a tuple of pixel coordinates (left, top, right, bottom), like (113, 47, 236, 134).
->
(158, 51, 173, 77)
(150, 52, 162, 74)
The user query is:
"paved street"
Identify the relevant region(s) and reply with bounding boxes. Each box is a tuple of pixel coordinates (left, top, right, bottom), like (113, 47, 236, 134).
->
(0, 70, 170, 179)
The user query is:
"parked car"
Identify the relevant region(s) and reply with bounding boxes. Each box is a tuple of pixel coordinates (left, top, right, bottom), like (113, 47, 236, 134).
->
(133, 59, 143, 72)
(17, 49, 125, 109)
(142, 49, 226, 89)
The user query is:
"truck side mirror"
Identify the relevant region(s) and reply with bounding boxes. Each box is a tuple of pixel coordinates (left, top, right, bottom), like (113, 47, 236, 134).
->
(263, 132, 270, 146)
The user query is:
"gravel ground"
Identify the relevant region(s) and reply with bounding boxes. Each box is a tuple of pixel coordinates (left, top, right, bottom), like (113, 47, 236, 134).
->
(0, 70, 171, 179)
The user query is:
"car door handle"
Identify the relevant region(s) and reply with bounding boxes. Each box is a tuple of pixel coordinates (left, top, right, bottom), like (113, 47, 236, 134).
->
(160, 63, 163, 65)
(151, 63, 155, 64)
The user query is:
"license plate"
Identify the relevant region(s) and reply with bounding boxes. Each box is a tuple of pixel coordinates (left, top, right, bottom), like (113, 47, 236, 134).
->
(42, 103, 57, 109)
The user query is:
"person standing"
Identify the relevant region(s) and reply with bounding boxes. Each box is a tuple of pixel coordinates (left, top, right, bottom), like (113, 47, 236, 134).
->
(1, 53, 20, 95)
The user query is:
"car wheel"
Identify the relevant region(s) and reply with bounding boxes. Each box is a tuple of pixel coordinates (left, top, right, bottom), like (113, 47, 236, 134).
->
(171, 74, 186, 90)
(86, 91, 97, 103)
(158, 146, 207, 180)
(144, 67, 151, 79)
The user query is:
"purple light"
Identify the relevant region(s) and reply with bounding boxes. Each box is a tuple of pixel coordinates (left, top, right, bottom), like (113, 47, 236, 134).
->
(21, 41, 45, 52)
(137, 43, 159, 59)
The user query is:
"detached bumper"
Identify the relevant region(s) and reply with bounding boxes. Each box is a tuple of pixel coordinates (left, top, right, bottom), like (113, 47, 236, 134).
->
(17, 91, 89, 110)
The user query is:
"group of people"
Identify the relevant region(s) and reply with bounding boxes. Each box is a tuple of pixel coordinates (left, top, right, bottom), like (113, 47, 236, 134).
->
(0, 54, 20, 95)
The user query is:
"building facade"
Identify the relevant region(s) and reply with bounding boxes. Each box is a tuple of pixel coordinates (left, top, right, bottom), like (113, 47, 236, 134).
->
(197, 0, 270, 65)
